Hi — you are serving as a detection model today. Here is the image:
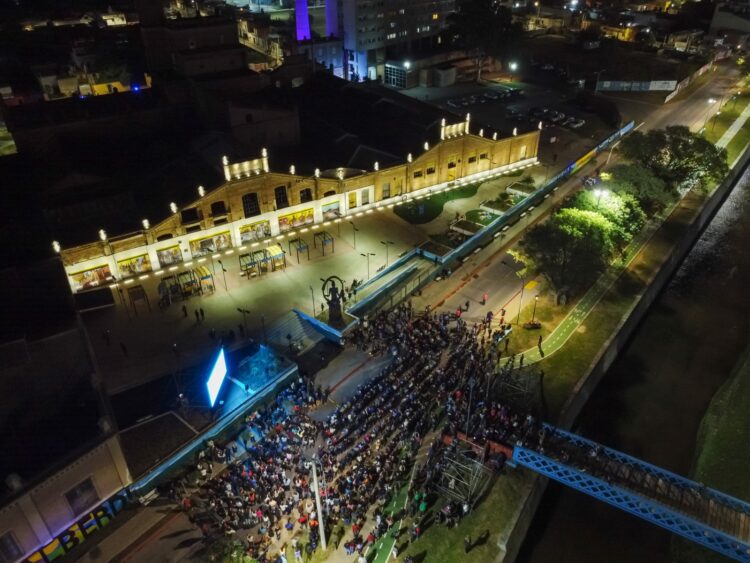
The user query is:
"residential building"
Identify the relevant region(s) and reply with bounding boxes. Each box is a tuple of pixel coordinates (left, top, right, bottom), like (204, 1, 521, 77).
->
(341, 0, 456, 82)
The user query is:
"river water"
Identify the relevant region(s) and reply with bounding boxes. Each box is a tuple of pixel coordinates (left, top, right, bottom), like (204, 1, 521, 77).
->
(517, 165, 750, 563)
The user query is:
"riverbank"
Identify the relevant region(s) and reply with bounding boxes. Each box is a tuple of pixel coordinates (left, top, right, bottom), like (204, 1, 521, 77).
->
(674, 326, 750, 563)
(497, 132, 750, 560)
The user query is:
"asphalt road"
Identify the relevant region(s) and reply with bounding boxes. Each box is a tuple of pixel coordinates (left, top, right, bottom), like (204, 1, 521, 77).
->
(422, 64, 742, 340)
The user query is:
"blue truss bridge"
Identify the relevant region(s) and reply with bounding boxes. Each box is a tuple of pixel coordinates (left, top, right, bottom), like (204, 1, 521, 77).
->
(509, 424, 750, 562)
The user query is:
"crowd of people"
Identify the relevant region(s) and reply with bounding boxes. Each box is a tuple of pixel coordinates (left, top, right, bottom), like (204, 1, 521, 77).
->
(169, 301, 541, 562)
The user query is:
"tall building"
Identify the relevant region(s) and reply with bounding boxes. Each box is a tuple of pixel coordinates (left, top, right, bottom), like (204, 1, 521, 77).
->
(341, 0, 456, 81)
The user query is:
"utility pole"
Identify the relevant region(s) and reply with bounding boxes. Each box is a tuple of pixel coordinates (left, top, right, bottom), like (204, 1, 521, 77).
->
(312, 460, 327, 550)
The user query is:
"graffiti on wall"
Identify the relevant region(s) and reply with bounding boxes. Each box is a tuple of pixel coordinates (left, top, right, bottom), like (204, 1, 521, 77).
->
(24, 490, 129, 562)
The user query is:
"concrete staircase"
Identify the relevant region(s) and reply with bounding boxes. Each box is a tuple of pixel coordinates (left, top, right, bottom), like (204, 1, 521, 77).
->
(264, 310, 323, 355)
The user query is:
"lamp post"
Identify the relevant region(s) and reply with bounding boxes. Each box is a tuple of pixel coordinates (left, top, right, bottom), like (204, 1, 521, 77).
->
(348, 221, 358, 249)
(361, 252, 375, 280)
(237, 307, 250, 337)
(711, 110, 721, 131)
(594, 188, 604, 210)
(516, 274, 526, 326)
(309, 285, 316, 316)
(380, 240, 394, 267)
(531, 296, 539, 323)
(311, 457, 327, 550)
(217, 260, 228, 291)
(703, 98, 718, 129)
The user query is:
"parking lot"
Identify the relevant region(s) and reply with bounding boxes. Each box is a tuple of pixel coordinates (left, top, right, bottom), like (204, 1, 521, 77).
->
(400, 73, 612, 151)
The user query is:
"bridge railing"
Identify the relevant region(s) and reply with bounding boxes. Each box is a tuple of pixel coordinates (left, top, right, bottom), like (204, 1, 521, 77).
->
(539, 423, 750, 517)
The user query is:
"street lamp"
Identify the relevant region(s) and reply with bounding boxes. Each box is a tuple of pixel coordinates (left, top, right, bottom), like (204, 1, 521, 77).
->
(217, 260, 228, 291)
(237, 307, 250, 337)
(348, 221, 359, 249)
(380, 240, 394, 267)
(594, 188, 607, 210)
(310, 285, 316, 316)
(531, 295, 539, 323)
(52, 240, 61, 253)
(311, 456, 328, 550)
(361, 252, 375, 280)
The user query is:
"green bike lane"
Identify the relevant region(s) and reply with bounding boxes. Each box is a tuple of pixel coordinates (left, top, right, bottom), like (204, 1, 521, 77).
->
(520, 207, 669, 365)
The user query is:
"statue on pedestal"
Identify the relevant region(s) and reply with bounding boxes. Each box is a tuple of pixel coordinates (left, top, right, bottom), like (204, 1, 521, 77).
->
(321, 275, 345, 324)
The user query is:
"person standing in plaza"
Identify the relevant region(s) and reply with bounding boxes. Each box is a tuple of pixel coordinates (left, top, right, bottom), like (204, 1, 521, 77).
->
(200, 307, 205, 321)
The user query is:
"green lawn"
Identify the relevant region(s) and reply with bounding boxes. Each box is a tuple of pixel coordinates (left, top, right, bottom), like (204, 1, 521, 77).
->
(394, 185, 479, 224)
(703, 93, 750, 144)
(392, 470, 535, 563)
(671, 344, 750, 563)
(465, 209, 498, 226)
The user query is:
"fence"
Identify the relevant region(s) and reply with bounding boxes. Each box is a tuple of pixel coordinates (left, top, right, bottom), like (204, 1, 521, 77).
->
(439, 120, 636, 268)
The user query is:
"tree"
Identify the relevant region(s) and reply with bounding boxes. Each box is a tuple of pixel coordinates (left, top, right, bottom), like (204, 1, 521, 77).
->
(618, 126, 728, 190)
(569, 190, 644, 252)
(520, 208, 616, 294)
(447, 0, 524, 81)
(607, 163, 675, 214)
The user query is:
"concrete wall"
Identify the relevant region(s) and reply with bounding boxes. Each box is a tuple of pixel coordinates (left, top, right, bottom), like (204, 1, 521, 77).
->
(498, 147, 750, 563)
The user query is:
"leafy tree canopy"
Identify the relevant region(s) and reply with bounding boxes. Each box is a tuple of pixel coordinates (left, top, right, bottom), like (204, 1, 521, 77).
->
(607, 163, 675, 214)
(618, 126, 728, 190)
(519, 207, 617, 294)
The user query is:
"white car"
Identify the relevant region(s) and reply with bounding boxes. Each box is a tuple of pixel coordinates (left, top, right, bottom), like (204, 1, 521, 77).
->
(447, 99, 461, 108)
(569, 118, 586, 129)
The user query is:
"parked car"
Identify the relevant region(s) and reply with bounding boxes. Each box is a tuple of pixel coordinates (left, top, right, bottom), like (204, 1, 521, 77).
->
(569, 118, 586, 129)
(561, 116, 576, 127)
(484, 90, 501, 100)
(447, 99, 462, 108)
(548, 111, 566, 123)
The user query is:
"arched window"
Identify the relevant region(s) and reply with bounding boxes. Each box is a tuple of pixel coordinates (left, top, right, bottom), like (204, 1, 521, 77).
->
(242, 193, 260, 218)
(274, 186, 289, 209)
(300, 188, 313, 203)
(323, 190, 337, 197)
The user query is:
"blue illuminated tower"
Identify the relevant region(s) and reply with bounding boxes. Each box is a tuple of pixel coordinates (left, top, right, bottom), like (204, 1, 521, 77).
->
(296, 0, 311, 41)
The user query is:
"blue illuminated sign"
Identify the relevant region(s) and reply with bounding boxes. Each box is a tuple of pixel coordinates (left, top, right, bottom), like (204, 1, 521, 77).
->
(206, 348, 228, 407)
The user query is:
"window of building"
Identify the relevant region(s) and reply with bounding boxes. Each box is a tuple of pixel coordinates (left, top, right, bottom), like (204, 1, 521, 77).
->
(382, 182, 391, 198)
(274, 186, 289, 209)
(413, 170, 423, 178)
(242, 192, 261, 218)
(432, 13, 439, 19)
(479, 153, 489, 160)
(324, 190, 337, 197)
(210, 201, 227, 216)
(0, 532, 22, 563)
(447, 161, 457, 169)
(65, 478, 100, 517)
(468, 155, 477, 163)
(425, 164, 436, 175)
(348, 191, 358, 209)
(519, 145, 527, 159)
(361, 189, 370, 205)
(300, 188, 313, 203)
